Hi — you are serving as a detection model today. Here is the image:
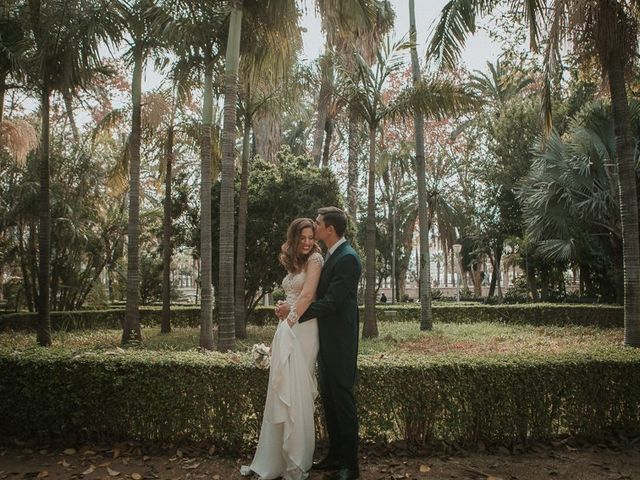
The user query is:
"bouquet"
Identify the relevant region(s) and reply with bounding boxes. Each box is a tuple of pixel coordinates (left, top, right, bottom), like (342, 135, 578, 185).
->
(251, 343, 271, 369)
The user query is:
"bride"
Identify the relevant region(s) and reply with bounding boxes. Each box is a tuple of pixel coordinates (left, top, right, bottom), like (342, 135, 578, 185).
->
(242, 217, 323, 480)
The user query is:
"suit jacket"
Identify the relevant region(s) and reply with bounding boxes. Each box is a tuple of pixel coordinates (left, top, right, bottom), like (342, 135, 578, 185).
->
(299, 241, 361, 387)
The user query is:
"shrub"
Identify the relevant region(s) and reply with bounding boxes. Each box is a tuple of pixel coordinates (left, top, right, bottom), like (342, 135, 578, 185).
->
(0, 348, 638, 451)
(0, 304, 623, 331)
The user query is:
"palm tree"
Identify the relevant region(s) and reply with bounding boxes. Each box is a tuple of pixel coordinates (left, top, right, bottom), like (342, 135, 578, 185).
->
(343, 38, 476, 337)
(519, 100, 639, 302)
(161, 88, 177, 334)
(331, 1, 395, 219)
(469, 60, 534, 107)
(23, 0, 120, 346)
(217, 1, 243, 352)
(310, 0, 385, 167)
(409, 0, 432, 329)
(117, 0, 163, 345)
(429, 0, 640, 345)
(154, 0, 226, 349)
(217, 0, 301, 351)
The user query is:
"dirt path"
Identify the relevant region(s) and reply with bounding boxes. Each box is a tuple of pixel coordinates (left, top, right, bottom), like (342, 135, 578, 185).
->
(1, 440, 639, 480)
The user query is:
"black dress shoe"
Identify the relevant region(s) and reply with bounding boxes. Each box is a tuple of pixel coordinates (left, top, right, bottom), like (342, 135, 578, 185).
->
(312, 456, 342, 471)
(323, 467, 359, 480)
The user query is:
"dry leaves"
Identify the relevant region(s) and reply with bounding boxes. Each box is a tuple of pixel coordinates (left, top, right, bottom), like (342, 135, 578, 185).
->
(81, 465, 96, 475)
(106, 466, 120, 476)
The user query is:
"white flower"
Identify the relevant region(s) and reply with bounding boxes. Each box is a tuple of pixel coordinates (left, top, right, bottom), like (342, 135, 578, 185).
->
(251, 343, 271, 369)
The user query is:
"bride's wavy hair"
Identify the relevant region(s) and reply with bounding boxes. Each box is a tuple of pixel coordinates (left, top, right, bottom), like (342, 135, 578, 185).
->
(279, 218, 321, 273)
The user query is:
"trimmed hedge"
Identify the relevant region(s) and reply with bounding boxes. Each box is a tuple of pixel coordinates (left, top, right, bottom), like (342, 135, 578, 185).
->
(0, 303, 622, 331)
(0, 307, 201, 331)
(0, 348, 639, 451)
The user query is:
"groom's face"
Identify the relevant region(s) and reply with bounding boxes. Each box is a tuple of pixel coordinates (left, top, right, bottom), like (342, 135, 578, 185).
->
(314, 215, 329, 242)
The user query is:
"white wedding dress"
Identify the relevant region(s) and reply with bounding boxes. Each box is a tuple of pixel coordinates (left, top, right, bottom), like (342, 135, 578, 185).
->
(241, 253, 322, 480)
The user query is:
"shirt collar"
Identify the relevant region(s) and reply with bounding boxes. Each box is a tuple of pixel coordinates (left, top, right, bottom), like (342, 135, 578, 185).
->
(328, 237, 346, 256)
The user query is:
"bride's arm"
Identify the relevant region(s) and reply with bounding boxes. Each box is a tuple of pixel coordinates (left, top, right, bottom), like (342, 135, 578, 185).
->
(285, 254, 322, 326)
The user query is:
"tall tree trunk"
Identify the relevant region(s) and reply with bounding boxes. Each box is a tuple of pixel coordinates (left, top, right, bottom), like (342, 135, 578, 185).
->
(16, 222, 35, 312)
(37, 83, 52, 346)
(311, 49, 333, 166)
(362, 125, 378, 338)
(488, 244, 502, 298)
(472, 261, 482, 297)
(607, 50, 640, 346)
(199, 58, 215, 350)
(122, 44, 143, 345)
(321, 119, 333, 168)
(63, 90, 80, 144)
(450, 249, 455, 287)
(390, 190, 396, 304)
(28, 222, 38, 311)
(410, 0, 432, 329)
(443, 242, 448, 286)
(161, 100, 176, 334)
(0, 72, 5, 123)
(347, 106, 359, 222)
(235, 111, 251, 339)
(218, 4, 242, 352)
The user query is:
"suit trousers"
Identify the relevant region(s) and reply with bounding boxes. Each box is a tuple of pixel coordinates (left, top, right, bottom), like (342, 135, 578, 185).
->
(318, 353, 359, 469)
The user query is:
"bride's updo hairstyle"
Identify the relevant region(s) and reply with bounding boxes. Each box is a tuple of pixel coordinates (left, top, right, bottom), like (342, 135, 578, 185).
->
(279, 218, 321, 274)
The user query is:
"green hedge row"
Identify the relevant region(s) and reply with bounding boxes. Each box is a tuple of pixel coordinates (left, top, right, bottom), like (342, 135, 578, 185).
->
(0, 303, 623, 332)
(0, 348, 638, 451)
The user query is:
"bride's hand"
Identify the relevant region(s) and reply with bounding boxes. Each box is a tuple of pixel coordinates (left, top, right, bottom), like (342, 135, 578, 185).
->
(275, 301, 289, 320)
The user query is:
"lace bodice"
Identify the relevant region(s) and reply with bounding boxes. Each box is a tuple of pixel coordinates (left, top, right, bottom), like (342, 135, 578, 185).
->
(281, 252, 323, 305)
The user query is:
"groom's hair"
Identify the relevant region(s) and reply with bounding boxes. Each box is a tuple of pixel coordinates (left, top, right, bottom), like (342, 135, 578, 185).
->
(318, 206, 347, 237)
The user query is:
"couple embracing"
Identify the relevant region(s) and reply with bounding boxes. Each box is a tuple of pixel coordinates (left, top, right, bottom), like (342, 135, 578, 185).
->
(241, 206, 362, 480)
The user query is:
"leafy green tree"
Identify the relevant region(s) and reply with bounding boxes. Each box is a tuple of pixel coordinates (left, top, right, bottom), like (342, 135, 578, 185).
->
(210, 149, 348, 313)
(429, 0, 640, 345)
(520, 100, 640, 303)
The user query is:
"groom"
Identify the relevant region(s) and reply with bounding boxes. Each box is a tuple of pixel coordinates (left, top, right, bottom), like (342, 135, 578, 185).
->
(277, 206, 362, 480)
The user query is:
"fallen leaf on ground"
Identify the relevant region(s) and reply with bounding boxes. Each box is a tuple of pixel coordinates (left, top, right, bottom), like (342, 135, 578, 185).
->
(63, 448, 76, 455)
(107, 466, 120, 476)
(131, 473, 142, 480)
(420, 464, 431, 472)
(36, 471, 48, 478)
(82, 465, 96, 475)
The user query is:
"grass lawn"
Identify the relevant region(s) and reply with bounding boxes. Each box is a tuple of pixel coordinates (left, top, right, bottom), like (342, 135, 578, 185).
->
(0, 321, 629, 359)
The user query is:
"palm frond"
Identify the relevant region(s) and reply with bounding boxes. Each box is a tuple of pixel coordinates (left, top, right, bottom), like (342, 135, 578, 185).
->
(427, 0, 479, 68)
(0, 119, 38, 166)
(392, 78, 480, 122)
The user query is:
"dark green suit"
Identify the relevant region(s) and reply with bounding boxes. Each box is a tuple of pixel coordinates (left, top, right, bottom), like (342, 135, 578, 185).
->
(299, 241, 361, 469)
